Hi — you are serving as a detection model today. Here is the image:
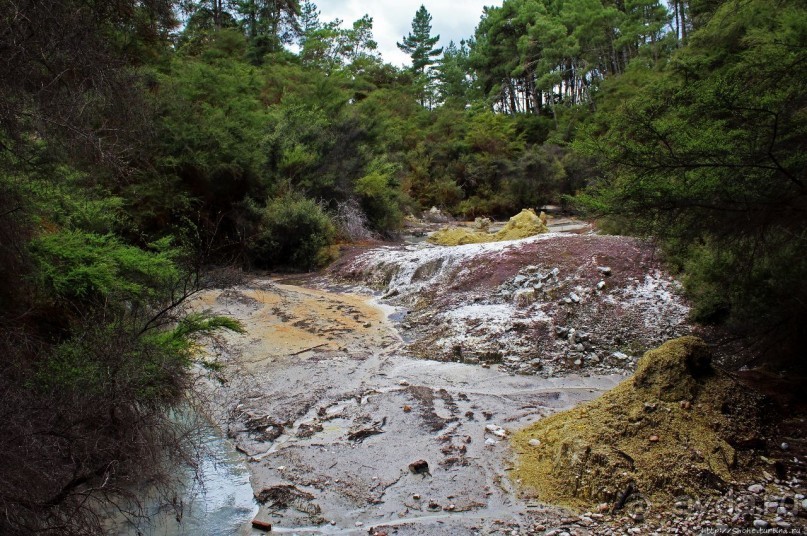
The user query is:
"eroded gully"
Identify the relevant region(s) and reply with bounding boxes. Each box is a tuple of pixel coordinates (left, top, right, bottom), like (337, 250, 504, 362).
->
(186, 276, 624, 535)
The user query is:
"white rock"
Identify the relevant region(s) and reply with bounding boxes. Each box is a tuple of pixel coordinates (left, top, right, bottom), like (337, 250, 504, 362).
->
(596, 281, 606, 290)
(612, 351, 628, 360)
(748, 484, 765, 494)
(570, 292, 581, 303)
(753, 519, 769, 528)
(485, 424, 507, 437)
(529, 439, 541, 447)
(781, 442, 790, 450)
(355, 521, 364, 527)
(484, 438, 497, 446)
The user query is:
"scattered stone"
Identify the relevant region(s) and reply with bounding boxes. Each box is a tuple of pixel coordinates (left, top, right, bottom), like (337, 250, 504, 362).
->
(529, 439, 541, 447)
(485, 424, 508, 438)
(347, 423, 385, 441)
(753, 519, 770, 528)
(296, 422, 323, 438)
(251, 519, 272, 532)
(485, 438, 497, 446)
(413, 494, 421, 500)
(408, 460, 430, 475)
(514, 288, 537, 307)
(612, 351, 628, 360)
(597, 266, 612, 275)
(428, 500, 441, 511)
(680, 400, 692, 410)
(355, 521, 364, 527)
(445, 504, 456, 511)
(398, 380, 409, 386)
(748, 484, 765, 494)
(570, 292, 581, 303)
(781, 442, 790, 450)
(649, 435, 660, 443)
(597, 281, 606, 290)
(403, 405, 412, 413)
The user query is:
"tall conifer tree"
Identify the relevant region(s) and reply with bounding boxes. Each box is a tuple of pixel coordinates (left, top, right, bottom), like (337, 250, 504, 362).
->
(397, 5, 443, 74)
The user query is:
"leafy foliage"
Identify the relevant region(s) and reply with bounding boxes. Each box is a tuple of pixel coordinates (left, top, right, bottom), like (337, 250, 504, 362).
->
(577, 0, 807, 361)
(247, 194, 336, 269)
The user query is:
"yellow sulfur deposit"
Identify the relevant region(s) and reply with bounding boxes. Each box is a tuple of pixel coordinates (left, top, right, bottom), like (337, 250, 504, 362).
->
(428, 209, 549, 246)
(512, 337, 767, 510)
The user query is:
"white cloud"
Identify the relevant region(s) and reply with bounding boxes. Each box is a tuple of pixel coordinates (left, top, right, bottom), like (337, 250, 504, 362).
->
(313, 0, 502, 68)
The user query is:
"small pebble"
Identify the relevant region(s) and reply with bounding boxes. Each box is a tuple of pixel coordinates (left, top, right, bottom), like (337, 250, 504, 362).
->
(355, 521, 364, 527)
(753, 519, 770, 528)
(748, 484, 765, 494)
(529, 439, 541, 447)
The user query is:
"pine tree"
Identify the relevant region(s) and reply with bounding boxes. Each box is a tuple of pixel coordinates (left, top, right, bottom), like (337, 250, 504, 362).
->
(298, 0, 321, 46)
(396, 5, 442, 74)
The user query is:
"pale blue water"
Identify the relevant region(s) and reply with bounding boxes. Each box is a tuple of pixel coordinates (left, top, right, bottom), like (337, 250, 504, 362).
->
(112, 427, 258, 536)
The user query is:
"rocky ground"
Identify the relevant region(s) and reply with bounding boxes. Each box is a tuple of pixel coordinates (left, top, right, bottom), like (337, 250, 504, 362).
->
(330, 232, 690, 378)
(190, 224, 806, 535)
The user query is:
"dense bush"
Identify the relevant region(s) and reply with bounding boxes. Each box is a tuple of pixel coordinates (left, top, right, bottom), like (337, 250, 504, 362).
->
(247, 195, 336, 270)
(577, 0, 807, 365)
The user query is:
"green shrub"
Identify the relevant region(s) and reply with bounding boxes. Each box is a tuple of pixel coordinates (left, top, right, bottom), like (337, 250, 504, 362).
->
(354, 159, 404, 233)
(30, 231, 180, 303)
(248, 195, 336, 270)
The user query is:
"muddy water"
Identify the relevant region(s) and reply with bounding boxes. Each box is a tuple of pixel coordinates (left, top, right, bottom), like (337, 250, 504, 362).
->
(191, 280, 623, 535)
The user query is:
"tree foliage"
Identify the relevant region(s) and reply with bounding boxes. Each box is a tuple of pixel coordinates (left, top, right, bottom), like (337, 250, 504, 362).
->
(397, 5, 443, 74)
(577, 0, 807, 361)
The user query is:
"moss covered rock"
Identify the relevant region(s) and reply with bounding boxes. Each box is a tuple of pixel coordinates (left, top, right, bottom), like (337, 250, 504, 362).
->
(512, 337, 768, 509)
(428, 209, 548, 246)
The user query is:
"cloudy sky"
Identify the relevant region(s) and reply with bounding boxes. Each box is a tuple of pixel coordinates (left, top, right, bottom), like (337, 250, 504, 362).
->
(314, 0, 502, 67)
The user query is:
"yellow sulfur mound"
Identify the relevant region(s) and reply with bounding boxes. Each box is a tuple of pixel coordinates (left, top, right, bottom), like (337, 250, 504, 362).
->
(428, 209, 548, 246)
(512, 337, 767, 510)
